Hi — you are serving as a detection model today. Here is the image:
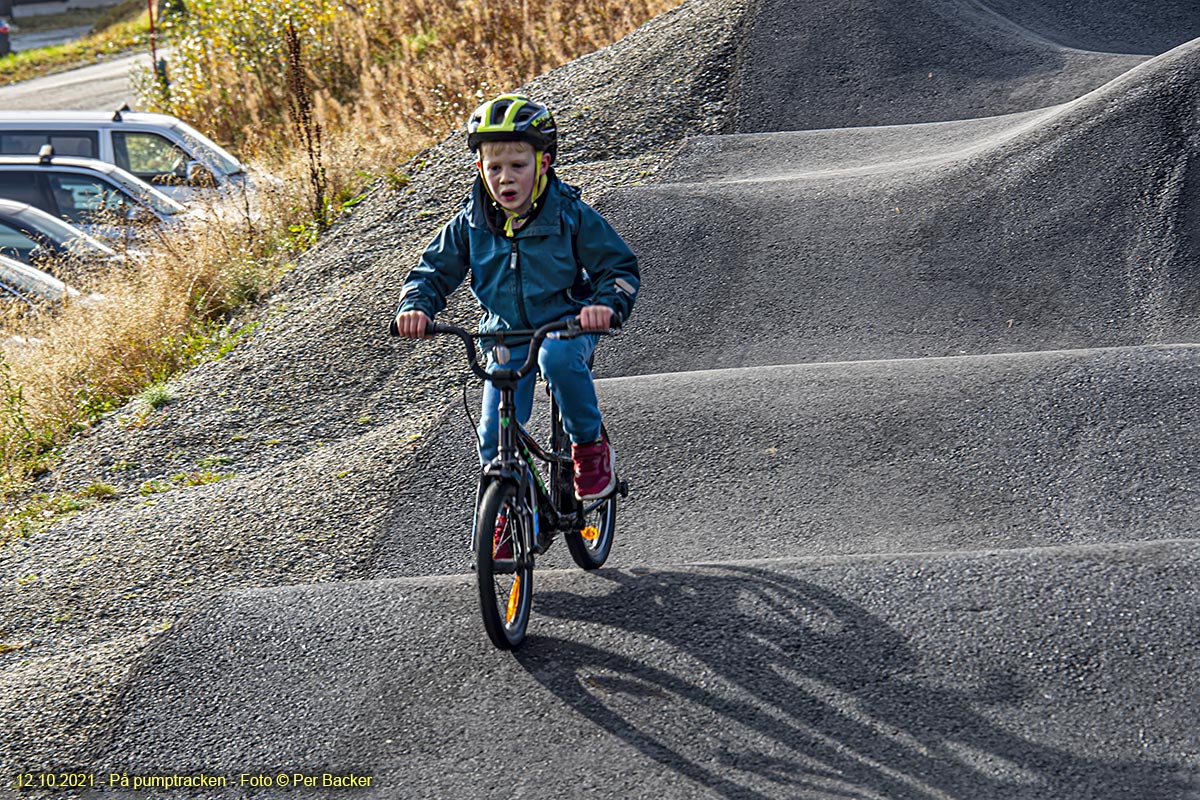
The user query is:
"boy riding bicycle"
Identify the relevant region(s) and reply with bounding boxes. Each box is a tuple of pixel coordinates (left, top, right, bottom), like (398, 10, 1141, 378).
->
(392, 94, 640, 501)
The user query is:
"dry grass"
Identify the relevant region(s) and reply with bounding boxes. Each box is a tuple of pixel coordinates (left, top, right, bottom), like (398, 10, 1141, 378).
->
(0, 0, 679, 495)
(149, 0, 671, 147)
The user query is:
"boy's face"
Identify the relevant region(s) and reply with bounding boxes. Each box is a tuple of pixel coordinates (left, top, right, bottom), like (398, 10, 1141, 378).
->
(479, 141, 551, 216)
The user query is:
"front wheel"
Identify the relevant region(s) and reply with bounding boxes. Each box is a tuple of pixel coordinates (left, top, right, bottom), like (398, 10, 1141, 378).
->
(475, 481, 533, 649)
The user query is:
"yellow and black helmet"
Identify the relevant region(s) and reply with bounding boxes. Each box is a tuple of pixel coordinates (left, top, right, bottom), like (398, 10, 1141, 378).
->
(467, 94, 558, 161)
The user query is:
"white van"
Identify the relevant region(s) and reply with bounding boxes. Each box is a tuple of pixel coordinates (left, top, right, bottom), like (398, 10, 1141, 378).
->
(0, 108, 250, 201)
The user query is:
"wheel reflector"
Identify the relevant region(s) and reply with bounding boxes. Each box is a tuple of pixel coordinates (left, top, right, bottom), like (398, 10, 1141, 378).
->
(581, 525, 600, 541)
(506, 575, 522, 623)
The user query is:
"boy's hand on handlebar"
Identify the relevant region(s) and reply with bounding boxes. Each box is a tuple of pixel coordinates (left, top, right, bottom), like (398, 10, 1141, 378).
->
(579, 305, 613, 332)
(395, 310, 432, 339)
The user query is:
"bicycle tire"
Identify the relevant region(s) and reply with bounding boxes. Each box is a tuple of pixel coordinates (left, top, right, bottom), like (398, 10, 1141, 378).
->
(475, 480, 534, 649)
(562, 421, 618, 570)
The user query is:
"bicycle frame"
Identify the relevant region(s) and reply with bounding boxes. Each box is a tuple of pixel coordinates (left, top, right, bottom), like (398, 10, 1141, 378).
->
(427, 317, 608, 564)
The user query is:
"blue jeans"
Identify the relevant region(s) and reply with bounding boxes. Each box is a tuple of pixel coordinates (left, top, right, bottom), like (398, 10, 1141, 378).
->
(477, 333, 601, 464)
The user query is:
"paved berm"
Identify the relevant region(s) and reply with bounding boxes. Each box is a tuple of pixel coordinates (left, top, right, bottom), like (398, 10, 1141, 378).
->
(2, 0, 1199, 798)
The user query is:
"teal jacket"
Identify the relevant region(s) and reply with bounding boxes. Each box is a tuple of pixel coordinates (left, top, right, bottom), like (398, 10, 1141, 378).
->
(394, 173, 639, 338)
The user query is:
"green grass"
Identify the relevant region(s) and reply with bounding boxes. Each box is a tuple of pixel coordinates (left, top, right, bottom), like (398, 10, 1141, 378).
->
(138, 470, 234, 497)
(196, 454, 234, 469)
(138, 382, 177, 410)
(0, 483, 118, 546)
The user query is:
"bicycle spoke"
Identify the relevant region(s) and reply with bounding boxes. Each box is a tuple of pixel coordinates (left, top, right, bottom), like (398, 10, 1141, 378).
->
(423, 318, 624, 648)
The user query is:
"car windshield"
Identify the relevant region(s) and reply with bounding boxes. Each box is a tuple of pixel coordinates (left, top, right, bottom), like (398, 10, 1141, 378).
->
(14, 207, 117, 256)
(100, 167, 186, 215)
(169, 121, 245, 176)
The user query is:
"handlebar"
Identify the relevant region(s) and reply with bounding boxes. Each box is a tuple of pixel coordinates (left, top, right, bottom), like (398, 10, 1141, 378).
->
(425, 316, 620, 384)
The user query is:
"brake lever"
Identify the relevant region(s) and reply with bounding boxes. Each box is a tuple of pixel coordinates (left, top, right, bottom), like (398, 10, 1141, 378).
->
(547, 317, 583, 340)
(548, 315, 625, 340)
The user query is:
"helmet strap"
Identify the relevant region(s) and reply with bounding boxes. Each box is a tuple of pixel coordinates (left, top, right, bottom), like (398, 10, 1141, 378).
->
(531, 149, 549, 205)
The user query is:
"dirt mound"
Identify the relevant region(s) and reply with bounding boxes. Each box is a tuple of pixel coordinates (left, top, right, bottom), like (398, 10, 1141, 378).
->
(374, 345, 1200, 575)
(595, 38, 1200, 375)
(977, 0, 1200, 53)
(729, 0, 1200, 132)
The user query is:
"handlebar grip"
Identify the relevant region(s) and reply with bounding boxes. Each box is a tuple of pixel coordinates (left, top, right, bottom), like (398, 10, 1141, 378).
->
(407, 316, 623, 383)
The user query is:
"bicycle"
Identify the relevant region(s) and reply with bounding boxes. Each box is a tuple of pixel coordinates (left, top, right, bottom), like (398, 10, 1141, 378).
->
(426, 316, 628, 649)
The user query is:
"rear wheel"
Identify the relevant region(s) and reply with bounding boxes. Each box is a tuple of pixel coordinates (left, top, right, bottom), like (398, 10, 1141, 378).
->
(562, 421, 618, 570)
(475, 481, 533, 649)
(565, 489, 617, 569)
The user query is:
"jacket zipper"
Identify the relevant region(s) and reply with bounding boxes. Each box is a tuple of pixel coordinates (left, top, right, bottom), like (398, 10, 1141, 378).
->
(511, 240, 534, 329)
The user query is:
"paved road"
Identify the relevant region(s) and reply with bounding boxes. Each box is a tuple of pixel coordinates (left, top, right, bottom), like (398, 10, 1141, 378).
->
(100, 543, 1200, 800)
(0, 50, 148, 110)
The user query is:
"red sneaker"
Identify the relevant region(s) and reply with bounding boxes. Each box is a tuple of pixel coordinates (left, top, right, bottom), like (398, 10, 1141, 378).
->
(573, 437, 616, 501)
(493, 513, 512, 560)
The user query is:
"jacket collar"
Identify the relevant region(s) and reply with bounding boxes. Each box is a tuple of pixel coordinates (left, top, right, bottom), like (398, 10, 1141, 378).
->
(466, 172, 574, 237)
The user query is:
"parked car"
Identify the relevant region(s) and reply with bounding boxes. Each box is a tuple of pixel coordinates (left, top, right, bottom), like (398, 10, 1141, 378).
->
(0, 198, 121, 270)
(0, 19, 10, 58)
(0, 146, 188, 244)
(0, 253, 77, 305)
(0, 108, 251, 201)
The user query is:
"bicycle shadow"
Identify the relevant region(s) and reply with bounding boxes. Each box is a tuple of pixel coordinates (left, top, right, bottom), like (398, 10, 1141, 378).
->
(515, 565, 1197, 800)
